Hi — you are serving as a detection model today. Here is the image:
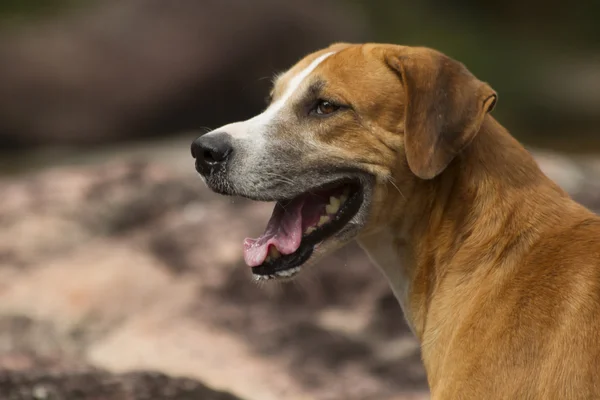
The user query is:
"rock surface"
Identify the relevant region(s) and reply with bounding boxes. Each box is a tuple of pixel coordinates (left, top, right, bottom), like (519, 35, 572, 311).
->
(0, 146, 598, 400)
(0, 370, 242, 400)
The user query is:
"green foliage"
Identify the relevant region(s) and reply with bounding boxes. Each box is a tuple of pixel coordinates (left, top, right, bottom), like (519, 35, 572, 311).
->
(0, 0, 80, 22)
(349, 0, 600, 147)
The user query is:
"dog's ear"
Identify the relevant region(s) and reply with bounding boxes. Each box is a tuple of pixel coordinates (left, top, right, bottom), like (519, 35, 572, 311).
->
(385, 47, 497, 179)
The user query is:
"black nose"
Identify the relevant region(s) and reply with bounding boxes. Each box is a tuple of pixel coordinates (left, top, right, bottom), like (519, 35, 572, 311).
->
(191, 133, 233, 175)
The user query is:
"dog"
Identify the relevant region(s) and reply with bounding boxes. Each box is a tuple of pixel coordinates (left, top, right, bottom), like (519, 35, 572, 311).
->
(191, 43, 600, 399)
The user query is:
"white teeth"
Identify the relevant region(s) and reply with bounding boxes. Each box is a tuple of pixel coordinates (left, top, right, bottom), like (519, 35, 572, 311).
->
(275, 266, 301, 278)
(325, 204, 338, 215)
(275, 267, 300, 278)
(326, 196, 341, 215)
(318, 216, 330, 226)
(302, 190, 351, 236)
(253, 266, 301, 281)
(269, 246, 281, 259)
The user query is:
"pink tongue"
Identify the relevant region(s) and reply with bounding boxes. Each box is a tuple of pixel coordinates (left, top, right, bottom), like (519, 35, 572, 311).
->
(243, 198, 305, 267)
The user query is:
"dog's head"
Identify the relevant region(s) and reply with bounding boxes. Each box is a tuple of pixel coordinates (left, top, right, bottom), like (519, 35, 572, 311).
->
(191, 43, 497, 280)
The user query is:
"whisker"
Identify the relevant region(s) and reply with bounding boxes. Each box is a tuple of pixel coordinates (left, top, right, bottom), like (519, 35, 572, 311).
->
(262, 172, 295, 186)
(388, 176, 406, 200)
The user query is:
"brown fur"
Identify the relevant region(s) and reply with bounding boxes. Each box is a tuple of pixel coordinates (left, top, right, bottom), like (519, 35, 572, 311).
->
(274, 43, 600, 399)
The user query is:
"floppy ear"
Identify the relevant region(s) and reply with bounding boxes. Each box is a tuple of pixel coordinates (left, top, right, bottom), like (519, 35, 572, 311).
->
(385, 47, 497, 179)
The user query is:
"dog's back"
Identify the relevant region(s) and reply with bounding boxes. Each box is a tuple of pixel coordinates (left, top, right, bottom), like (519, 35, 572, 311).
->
(420, 121, 600, 399)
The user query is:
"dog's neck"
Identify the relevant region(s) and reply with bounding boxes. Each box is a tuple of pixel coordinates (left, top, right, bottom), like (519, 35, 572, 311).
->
(358, 116, 581, 379)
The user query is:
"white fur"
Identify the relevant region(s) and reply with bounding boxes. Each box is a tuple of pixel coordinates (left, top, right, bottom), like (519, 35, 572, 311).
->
(205, 51, 336, 144)
(251, 51, 335, 127)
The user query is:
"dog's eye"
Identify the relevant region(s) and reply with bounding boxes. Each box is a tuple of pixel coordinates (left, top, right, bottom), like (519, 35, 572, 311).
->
(314, 100, 340, 116)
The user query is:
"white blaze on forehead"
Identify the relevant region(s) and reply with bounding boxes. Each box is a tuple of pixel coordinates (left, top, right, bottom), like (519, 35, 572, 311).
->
(252, 51, 336, 125)
(206, 50, 335, 140)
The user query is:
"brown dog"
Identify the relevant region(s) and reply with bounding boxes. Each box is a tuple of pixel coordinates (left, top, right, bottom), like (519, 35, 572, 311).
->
(191, 43, 600, 399)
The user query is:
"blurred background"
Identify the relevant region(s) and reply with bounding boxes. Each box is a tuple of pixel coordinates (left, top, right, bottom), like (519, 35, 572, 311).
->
(0, 1, 598, 399)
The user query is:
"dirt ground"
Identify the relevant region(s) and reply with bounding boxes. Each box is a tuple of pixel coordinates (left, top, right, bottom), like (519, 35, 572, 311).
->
(0, 139, 599, 400)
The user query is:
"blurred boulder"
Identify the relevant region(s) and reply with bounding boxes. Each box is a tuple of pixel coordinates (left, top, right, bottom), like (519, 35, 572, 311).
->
(534, 148, 600, 213)
(0, 369, 243, 400)
(0, 147, 598, 400)
(0, 0, 367, 148)
(0, 160, 428, 400)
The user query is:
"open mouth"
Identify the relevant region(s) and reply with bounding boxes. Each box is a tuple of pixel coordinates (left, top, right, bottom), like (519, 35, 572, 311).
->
(244, 179, 364, 280)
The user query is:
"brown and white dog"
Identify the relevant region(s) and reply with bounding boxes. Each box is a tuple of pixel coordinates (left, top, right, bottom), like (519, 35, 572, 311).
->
(191, 43, 600, 399)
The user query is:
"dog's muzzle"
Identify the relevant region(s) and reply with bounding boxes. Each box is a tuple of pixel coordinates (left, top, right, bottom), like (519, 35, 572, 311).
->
(191, 132, 233, 177)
